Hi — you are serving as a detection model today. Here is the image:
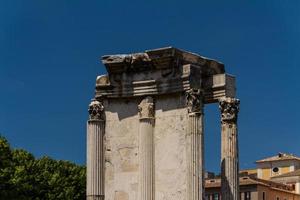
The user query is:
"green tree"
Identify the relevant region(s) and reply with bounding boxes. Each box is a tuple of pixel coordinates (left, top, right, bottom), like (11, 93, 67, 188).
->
(0, 136, 14, 199)
(0, 135, 86, 200)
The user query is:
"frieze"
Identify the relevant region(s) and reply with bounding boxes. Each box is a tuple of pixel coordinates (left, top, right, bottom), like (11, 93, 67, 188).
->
(96, 47, 235, 104)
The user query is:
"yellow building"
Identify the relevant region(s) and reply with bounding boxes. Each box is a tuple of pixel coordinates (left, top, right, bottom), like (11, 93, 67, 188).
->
(240, 168, 257, 177)
(256, 153, 300, 180)
(205, 152, 300, 200)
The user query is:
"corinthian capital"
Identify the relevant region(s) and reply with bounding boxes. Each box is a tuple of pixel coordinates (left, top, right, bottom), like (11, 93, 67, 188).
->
(138, 96, 154, 119)
(186, 89, 203, 113)
(88, 99, 105, 121)
(219, 97, 240, 124)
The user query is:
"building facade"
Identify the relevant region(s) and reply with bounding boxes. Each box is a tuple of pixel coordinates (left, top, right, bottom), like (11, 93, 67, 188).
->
(205, 176, 300, 200)
(271, 169, 300, 194)
(256, 153, 300, 180)
(205, 153, 300, 200)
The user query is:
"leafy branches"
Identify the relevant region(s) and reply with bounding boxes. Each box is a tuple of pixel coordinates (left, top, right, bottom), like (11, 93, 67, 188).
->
(0, 136, 86, 200)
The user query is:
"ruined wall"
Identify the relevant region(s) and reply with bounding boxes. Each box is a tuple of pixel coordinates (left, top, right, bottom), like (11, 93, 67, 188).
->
(154, 94, 187, 200)
(104, 93, 188, 200)
(87, 47, 236, 200)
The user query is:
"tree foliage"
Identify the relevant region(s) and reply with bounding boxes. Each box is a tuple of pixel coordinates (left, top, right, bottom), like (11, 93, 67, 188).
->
(0, 136, 86, 200)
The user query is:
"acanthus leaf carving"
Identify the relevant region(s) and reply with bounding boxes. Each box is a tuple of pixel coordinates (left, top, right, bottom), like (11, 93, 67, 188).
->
(186, 89, 204, 113)
(88, 99, 105, 121)
(138, 96, 155, 119)
(219, 97, 240, 124)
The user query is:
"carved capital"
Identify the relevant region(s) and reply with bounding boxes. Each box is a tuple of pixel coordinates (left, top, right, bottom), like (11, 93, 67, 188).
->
(138, 96, 154, 119)
(88, 99, 105, 121)
(219, 97, 240, 124)
(186, 89, 204, 113)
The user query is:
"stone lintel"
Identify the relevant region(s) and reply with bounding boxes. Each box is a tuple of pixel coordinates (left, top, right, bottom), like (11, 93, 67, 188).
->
(102, 47, 224, 75)
(95, 72, 235, 104)
(96, 47, 235, 104)
(203, 74, 236, 104)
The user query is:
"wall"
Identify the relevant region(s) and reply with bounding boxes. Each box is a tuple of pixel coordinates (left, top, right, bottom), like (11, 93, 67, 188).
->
(271, 175, 300, 194)
(154, 94, 188, 200)
(104, 93, 189, 200)
(104, 98, 140, 200)
(257, 185, 300, 200)
(257, 160, 298, 180)
(205, 184, 258, 200)
(205, 183, 300, 200)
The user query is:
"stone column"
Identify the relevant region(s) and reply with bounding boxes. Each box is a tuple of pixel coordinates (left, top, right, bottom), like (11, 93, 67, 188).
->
(219, 97, 240, 200)
(138, 96, 155, 200)
(87, 100, 105, 200)
(186, 89, 205, 200)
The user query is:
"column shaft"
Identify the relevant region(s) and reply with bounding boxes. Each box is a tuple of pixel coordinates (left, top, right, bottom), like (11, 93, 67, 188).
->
(139, 119, 154, 200)
(138, 97, 155, 200)
(187, 113, 204, 200)
(87, 100, 105, 200)
(220, 98, 240, 200)
(186, 89, 204, 200)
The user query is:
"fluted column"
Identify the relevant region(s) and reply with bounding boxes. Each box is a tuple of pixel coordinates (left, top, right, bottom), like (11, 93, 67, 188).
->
(87, 100, 105, 200)
(138, 96, 155, 200)
(220, 97, 240, 200)
(186, 89, 205, 200)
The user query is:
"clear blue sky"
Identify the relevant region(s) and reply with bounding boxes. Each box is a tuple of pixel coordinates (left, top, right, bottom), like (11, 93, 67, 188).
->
(0, 0, 299, 173)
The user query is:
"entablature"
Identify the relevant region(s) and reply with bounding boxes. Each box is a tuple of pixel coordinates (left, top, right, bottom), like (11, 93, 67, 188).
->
(96, 47, 235, 104)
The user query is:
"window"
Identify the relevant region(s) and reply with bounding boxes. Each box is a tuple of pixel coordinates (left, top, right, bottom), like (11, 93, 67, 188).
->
(273, 167, 279, 173)
(205, 194, 210, 200)
(213, 193, 219, 200)
(276, 197, 280, 200)
(262, 192, 265, 200)
(244, 192, 251, 200)
(272, 167, 280, 176)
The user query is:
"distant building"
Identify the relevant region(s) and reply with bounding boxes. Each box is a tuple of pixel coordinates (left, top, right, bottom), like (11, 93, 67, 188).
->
(205, 153, 300, 199)
(271, 169, 300, 194)
(256, 153, 300, 180)
(205, 176, 299, 200)
(240, 168, 257, 177)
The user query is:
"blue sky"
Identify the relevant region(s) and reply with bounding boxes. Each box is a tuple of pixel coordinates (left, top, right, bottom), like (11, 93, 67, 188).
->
(0, 0, 299, 172)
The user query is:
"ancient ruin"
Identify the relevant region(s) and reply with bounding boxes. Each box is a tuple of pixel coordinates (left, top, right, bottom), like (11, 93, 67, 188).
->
(86, 47, 240, 200)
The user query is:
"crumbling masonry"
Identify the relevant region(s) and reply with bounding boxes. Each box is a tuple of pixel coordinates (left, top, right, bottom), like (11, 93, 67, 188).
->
(86, 47, 240, 200)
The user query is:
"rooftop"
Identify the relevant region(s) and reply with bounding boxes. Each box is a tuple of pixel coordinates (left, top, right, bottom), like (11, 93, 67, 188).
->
(256, 152, 300, 163)
(205, 176, 295, 192)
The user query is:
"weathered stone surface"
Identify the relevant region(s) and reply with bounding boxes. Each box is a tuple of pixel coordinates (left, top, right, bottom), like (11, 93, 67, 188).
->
(219, 97, 240, 124)
(138, 96, 155, 200)
(87, 47, 239, 200)
(87, 100, 105, 200)
(154, 94, 188, 200)
(220, 98, 240, 200)
(186, 89, 203, 113)
(138, 96, 155, 119)
(102, 47, 224, 74)
(104, 98, 140, 200)
(88, 100, 105, 121)
(114, 191, 129, 200)
(96, 47, 235, 103)
(103, 94, 190, 200)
